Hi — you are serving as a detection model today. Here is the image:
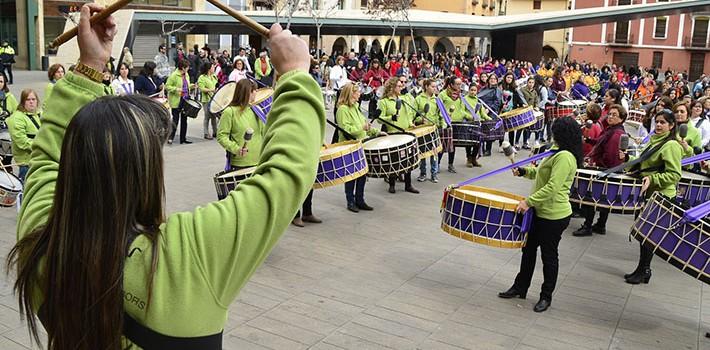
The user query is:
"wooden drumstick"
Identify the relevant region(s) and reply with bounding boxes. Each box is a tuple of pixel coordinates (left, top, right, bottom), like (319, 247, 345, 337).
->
(49, 0, 133, 49)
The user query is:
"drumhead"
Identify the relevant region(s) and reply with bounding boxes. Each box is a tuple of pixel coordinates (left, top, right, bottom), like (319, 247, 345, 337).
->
(410, 124, 436, 136)
(572, 100, 586, 105)
(458, 189, 519, 205)
(533, 111, 544, 119)
(185, 99, 201, 108)
(558, 101, 576, 107)
(210, 82, 236, 114)
(363, 134, 415, 150)
(321, 143, 354, 156)
(0, 171, 22, 190)
(577, 168, 636, 180)
(218, 166, 256, 178)
(251, 88, 273, 106)
(629, 109, 646, 116)
(624, 121, 644, 138)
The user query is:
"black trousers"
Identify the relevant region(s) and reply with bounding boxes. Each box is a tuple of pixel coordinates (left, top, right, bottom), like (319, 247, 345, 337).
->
(582, 205, 609, 228)
(513, 214, 571, 301)
(331, 89, 342, 143)
(634, 209, 654, 269)
(438, 151, 455, 165)
(465, 144, 479, 158)
(388, 171, 412, 188)
(295, 189, 314, 218)
(170, 100, 188, 142)
(2, 64, 12, 83)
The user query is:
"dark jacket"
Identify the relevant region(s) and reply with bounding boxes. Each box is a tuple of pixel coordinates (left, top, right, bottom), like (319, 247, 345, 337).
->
(135, 74, 161, 96)
(588, 124, 625, 168)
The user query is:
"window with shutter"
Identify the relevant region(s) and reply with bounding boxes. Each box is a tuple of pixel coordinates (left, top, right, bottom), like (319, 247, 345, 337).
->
(653, 17, 667, 39)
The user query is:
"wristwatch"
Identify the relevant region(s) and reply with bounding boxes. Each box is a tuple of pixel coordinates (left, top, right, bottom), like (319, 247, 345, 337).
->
(74, 62, 104, 83)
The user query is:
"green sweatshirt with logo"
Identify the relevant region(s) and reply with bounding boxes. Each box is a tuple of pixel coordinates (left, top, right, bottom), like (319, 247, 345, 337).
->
(629, 132, 683, 198)
(521, 148, 577, 220)
(6, 109, 41, 165)
(17, 70, 325, 346)
(336, 103, 378, 142)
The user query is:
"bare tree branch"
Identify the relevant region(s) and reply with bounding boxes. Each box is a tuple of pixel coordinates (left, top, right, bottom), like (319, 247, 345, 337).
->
(302, 0, 340, 56)
(366, 0, 416, 55)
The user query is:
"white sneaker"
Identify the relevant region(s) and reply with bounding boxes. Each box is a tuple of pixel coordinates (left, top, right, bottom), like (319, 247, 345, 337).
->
(417, 175, 427, 182)
(431, 176, 439, 183)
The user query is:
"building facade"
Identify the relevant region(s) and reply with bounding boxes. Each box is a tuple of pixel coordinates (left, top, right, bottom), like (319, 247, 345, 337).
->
(570, 0, 709, 79)
(504, 0, 569, 59)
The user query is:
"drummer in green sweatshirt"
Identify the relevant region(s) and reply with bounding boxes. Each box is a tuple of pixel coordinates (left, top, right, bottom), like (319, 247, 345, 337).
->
(462, 84, 491, 168)
(437, 76, 465, 173)
(6, 88, 41, 182)
(8, 10, 323, 349)
(620, 109, 682, 285)
(673, 102, 702, 159)
(377, 77, 419, 194)
(499, 116, 581, 313)
(415, 79, 443, 183)
(216, 79, 264, 171)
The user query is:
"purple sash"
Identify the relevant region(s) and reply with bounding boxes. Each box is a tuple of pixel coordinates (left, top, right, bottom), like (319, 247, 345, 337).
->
(435, 97, 452, 126)
(461, 96, 481, 122)
(456, 150, 556, 187)
(682, 151, 710, 166)
(251, 106, 268, 124)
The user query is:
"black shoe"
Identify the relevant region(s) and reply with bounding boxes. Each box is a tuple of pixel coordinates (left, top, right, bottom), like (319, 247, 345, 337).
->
(571, 211, 583, 218)
(347, 203, 359, 213)
(498, 286, 526, 299)
(483, 150, 492, 157)
(572, 225, 592, 237)
(623, 266, 642, 279)
(533, 299, 551, 313)
(625, 268, 652, 285)
(405, 186, 420, 194)
(388, 186, 396, 194)
(180, 140, 193, 144)
(356, 202, 373, 211)
(591, 224, 606, 235)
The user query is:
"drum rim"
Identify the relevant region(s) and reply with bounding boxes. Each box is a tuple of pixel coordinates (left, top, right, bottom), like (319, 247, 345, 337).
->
(440, 223, 525, 249)
(209, 81, 237, 114)
(319, 140, 364, 161)
(313, 165, 368, 189)
(362, 132, 417, 150)
(680, 170, 710, 184)
(251, 87, 274, 106)
(448, 185, 525, 211)
(213, 166, 257, 181)
(0, 171, 23, 191)
(498, 106, 533, 120)
(407, 124, 437, 135)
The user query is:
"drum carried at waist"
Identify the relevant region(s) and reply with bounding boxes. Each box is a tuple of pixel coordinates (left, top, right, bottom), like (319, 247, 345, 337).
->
(528, 110, 545, 133)
(181, 98, 202, 119)
(628, 109, 646, 123)
(408, 124, 442, 159)
(0, 130, 11, 157)
(499, 106, 536, 132)
(677, 171, 710, 208)
(213, 166, 256, 200)
(544, 103, 575, 120)
(363, 133, 420, 178)
(479, 120, 505, 142)
(208, 81, 236, 115)
(450, 122, 481, 147)
(251, 88, 274, 122)
(0, 170, 22, 207)
(441, 185, 532, 249)
(569, 168, 645, 214)
(314, 140, 368, 189)
(631, 193, 710, 283)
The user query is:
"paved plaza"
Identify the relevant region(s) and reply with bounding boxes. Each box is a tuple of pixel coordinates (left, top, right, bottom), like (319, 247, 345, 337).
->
(0, 71, 709, 349)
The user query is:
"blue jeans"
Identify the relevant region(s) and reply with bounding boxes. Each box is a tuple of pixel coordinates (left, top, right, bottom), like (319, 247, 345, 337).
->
(344, 176, 366, 205)
(419, 155, 439, 177)
(18, 165, 28, 182)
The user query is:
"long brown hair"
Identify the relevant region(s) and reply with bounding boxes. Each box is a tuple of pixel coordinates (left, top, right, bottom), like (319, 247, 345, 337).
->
(230, 79, 257, 108)
(17, 89, 39, 113)
(7, 94, 171, 349)
(383, 77, 399, 99)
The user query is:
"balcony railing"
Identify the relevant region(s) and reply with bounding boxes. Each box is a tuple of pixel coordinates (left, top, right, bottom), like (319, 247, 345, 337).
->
(606, 33, 635, 45)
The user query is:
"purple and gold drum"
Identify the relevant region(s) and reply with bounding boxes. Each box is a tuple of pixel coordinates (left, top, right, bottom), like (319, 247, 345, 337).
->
(570, 168, 645, 214)
(441, 185, 533, 249)
(314, 140, 368, 189)
(628, 109, 646, 123)
(251, 88, 273, 123)
(213, 166, 257, 200)
(528, 110, 545, 133)
(451, 122, 481, 147)
(631, 193, 710, 283)
(480, 120, 504, 142)
(545, 104, 574, 120)
(363, 133, 420, 178)
(409, 124, 442, 159)
(499, 106, 536, 132)
(677, 171, 710, 208)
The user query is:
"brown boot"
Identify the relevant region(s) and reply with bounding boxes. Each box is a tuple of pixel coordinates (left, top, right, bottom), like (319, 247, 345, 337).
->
(466, 156, 473, 168)
(292, 217, 305, 227)
(472, 158, 482, 167)
(302, 215, 322, 223)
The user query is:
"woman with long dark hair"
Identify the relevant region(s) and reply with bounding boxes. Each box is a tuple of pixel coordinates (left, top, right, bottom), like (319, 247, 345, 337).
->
(621, 109, 682, 284)
(7, 6, 323, 348)
(134, 61, 162, 96)
(498, 116, 582, 313)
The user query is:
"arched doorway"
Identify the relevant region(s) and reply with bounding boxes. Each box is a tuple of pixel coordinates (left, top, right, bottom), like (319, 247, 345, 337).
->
(371, 39, 381, 53)
(542, 45, 559, 60)
(384, 39, 397, 55)
(467, 37, 479, 56)
(332, 37, 347, 56)
(407, 37, 428, 54)
(358, 39, 367, 54)
(433, 37, 455, 53)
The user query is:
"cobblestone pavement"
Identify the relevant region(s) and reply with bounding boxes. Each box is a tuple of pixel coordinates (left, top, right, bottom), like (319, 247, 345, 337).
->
(0, 71, 709, 349)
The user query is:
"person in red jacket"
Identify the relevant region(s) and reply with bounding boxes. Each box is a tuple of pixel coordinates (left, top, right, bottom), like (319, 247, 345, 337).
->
(581, 103, 603, 156)
(573, 104, 627, 237)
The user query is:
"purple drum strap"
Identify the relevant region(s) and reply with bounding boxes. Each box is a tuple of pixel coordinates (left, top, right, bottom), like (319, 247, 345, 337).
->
(641, 131, 653, 145)
(456, 150, 555, 187)
(681, 151, 710, 166)
(251, 106, 268, 124)
(682, 200, 710, 223)
(435, 98, 452, 126)
(461, 97, 480, 122)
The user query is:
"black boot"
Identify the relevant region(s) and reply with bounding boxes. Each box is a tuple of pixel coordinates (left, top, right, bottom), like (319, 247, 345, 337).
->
(533, 299, 551, 313)
(623, 265, 642, 279)
(625, 268, 652, 284)
(591, 223, 606, 235)
(498, 286, 526, 299)
(572, 225, 592, 237)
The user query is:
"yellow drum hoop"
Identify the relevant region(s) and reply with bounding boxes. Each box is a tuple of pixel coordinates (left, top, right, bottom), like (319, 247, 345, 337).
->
(441, 224, 525, 249)
(409, 124, 437, 137)
(498, 106, 534, 120)
(570, 169, 645, 213)
(318, 140, 363, 161)
(251, 88, 274, 106)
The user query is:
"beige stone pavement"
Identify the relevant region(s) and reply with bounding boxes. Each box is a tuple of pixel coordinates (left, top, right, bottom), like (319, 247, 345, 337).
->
(0, 70, 709, 349)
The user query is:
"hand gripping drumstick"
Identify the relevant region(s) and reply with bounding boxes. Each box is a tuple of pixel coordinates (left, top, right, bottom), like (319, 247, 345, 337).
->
(49, 0, 133, 49)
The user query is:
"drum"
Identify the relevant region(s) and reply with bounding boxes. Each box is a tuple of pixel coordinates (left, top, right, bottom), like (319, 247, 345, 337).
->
(451, 122, 481, 147)
(545, 104, 575, 120)
(677, 171, 710, 208)
(559, 99, 586, 112)
(631, 192, 710, 283)
(499, 106, 536, 132)
(624, 120, 646, 140)
(570, 168, 645, 214)
(361, 86, 374, 101)
(528, 110, 545, 133)
(251, 87, 274, 122)
(209, 81, 236, 115)
(480, 120, 505, 142)
(529, 142, 551, 166)
(362, 133, 420, 178)
(213, 166, 257, 200)
(628, 109, 646, 123)
(441, 185, 532, 248)
(409, 124, 442, 159)
(0, 130, 12, 157)
(0, 171, 22, 207)
(152, 97, 170, 110)
(314, 140, 368, 189)
(181, 98, 202, 119)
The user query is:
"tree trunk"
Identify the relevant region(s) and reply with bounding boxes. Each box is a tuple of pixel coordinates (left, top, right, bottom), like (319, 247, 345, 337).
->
(317, 24, 322, 57)
(389, 24, 397, 55)
(408, 19, 417, 56)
